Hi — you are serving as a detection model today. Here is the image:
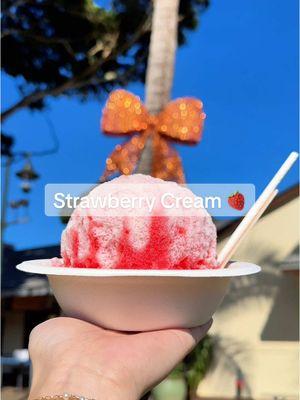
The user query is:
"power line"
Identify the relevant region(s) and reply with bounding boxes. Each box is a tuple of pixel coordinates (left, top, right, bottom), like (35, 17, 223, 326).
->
(1, 113, 60, 167)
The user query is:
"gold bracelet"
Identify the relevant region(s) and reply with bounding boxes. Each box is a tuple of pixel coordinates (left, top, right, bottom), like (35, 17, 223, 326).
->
(33, 394, 95, 400)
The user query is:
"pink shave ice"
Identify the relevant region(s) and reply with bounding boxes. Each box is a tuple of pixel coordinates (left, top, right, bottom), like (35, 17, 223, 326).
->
(59, 174, 218, 269)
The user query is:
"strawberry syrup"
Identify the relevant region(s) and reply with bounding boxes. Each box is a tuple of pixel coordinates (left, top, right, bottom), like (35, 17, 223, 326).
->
(62, 216, 211, 269)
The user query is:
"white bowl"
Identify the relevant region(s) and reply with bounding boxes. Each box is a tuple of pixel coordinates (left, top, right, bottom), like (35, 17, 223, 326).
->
(16, 260, 260, 331)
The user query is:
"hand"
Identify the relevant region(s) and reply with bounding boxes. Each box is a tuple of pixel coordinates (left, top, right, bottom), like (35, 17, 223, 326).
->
(28, 317, 212, 400)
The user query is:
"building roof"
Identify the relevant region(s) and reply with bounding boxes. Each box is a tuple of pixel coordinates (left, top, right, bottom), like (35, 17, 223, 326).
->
(2, 244, 60, 297)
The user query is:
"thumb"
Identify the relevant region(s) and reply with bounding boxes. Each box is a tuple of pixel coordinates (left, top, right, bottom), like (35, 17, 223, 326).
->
(189, 318, 213, 344)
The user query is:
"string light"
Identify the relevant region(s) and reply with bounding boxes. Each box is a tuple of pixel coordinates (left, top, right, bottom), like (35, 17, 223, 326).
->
(101, 89, 205, 183)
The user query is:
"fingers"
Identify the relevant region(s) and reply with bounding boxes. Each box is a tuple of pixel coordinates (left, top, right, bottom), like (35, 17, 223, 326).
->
(156, 319, 213, 354)
(154, 318, 213, 357)
(135, 318, 213, 359)
(129, 319, 213, 393)
(188, 318, 213, 343)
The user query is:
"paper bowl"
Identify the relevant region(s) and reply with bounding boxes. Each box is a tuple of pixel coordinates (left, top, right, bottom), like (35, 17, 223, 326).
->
(16, 260, 260, 331)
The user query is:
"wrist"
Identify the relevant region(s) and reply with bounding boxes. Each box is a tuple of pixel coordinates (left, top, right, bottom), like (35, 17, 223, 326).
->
(29, 361, 136, 400)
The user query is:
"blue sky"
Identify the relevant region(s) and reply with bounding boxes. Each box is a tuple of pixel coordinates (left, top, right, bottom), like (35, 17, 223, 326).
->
(1, 0, 299, 250)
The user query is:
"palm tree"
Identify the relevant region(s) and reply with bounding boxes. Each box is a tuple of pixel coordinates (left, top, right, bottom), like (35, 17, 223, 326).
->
(137, 0, 180, 174)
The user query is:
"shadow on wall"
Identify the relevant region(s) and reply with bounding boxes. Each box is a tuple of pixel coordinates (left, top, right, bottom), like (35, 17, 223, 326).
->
(218, 247, 299, 342)
(219, 250, 281, 310)
(261, 272, 299, 341)
(209, 335, 253, 398)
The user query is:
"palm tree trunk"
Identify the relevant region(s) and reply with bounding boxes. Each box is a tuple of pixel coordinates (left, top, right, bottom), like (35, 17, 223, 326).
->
(136, 0, 180, 175)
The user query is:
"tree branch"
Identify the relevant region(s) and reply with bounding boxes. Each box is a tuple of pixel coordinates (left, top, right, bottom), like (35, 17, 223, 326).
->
(1, 15, 151, 122)
(1, 28, 77, 57)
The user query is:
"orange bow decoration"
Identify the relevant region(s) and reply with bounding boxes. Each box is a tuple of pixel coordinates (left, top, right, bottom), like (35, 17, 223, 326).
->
(100, 89, 206, 183)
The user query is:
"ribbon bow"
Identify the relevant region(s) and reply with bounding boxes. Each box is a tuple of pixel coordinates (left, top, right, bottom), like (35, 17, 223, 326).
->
(100, 89, 205, 183)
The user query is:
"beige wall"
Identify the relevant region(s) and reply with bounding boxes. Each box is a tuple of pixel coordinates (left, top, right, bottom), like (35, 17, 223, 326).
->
(198, 197, 299, 399)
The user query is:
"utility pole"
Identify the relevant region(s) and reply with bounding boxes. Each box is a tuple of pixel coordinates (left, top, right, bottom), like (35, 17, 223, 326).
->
(1, 134, 40, 266)
(1, 133, 14, 264)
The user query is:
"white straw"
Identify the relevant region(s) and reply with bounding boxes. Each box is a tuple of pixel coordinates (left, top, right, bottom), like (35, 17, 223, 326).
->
(218, 189, 278, 268)
(217, 151, 299, 267)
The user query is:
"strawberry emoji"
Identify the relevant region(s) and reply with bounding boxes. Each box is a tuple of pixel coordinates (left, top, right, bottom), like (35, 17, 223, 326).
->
(228, 191, 245, 210)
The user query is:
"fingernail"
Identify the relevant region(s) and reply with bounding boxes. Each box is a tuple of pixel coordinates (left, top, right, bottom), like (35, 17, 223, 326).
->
(192, 318, 213, 342)
(206, 318, 213, 329)
(202, 318, 213, 332)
